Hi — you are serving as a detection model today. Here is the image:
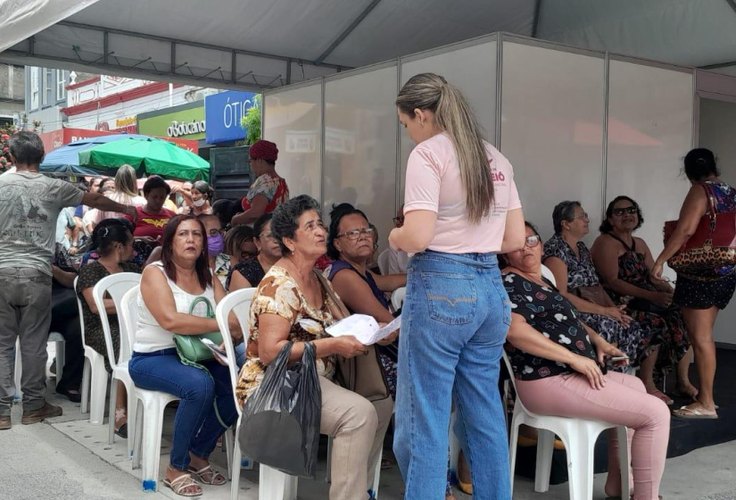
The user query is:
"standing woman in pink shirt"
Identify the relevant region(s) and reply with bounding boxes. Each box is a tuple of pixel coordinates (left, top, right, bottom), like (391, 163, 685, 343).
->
(389, 73, 525, 499)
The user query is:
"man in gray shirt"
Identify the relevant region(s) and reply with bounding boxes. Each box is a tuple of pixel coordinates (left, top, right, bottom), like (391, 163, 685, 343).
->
(0, 131, 137, 429)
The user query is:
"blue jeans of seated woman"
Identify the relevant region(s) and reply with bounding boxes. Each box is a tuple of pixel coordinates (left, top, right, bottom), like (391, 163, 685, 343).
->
(129, 349, 237, 471)
(393, 251, 511, 500)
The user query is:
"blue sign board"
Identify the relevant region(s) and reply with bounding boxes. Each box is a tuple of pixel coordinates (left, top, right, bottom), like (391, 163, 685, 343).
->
(205, 90, 257, 144)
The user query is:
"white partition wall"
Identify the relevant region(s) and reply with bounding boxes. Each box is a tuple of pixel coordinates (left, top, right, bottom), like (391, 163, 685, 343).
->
(500, 40, 606, 242)
(399, 38, 497, 202)
(606, 59, 694, 274)
(323, 63, 399, 248)
(263, 83, 322, 201)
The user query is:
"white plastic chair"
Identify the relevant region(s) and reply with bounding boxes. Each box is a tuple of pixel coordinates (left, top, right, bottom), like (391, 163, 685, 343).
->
(504, 353, 630, 500)
(75, 276, 110, 424)
(390, 287, 406, 313)
(92, 272, 141, 456)
(14, 333, 65, 400)
(540, 263, 557, 287)
(127, 285, 234, 491)
(376, 249, 391, 276)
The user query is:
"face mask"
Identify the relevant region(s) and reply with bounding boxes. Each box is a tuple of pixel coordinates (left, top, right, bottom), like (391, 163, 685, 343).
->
(192, 198, 206, 208)
(207, 234, 225, 256)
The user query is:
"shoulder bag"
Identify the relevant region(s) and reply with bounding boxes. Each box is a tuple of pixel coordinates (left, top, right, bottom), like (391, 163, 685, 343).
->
(314, 271, 390, 402)
(173, 296, 223, 363)
(663, 183, 736, 279)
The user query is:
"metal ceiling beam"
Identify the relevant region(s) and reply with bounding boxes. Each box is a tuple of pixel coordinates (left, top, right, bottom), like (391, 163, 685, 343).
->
(57, 20, 349, 71)
(532, 0, 543, 38)
(725, 0, 736, 15)
(315, 0, 382, 64)
(700, 60, 736, 69)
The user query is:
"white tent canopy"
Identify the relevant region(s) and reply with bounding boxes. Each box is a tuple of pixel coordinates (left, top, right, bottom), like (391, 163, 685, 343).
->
(2, 0, 736, 91)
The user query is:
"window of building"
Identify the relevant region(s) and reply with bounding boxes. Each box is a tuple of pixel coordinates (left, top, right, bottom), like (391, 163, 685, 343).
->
(30, 67, 39, 110)
(43, 68, 53, 106)
(56, 69, 66, 101)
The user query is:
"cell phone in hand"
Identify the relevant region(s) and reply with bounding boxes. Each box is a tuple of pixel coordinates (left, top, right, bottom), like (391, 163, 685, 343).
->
(606, 355, 629, 368)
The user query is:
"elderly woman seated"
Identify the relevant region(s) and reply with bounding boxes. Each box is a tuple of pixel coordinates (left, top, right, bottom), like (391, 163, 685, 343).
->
(128, 214, 237, 497)
(236, 195, 393, 500)
(228, 213, 281, 292)
(503, 222, 670, 500)
(591, 196, 694, 402)
(325, 203, 404, 397)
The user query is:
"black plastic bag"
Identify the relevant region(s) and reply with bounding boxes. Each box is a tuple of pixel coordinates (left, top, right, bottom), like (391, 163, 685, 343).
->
(239, 341, 322, 478)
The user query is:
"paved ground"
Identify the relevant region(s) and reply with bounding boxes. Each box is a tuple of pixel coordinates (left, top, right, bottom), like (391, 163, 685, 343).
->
(2, 381, 736, 499)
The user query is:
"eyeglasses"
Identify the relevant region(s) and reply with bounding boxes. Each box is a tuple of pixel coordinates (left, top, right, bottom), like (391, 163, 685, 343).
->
(525, 235, 541, 247)
(393, 216, 405, 226)
(337, 227, 376, 241)
(612, 206, 638, 216)
(571, 212, 590, 221)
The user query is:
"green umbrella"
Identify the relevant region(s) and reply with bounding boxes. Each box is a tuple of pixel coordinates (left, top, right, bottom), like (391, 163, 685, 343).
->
(78, 137, 210, 182)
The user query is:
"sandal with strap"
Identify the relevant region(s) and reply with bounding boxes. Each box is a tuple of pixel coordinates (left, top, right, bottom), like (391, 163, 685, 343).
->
(187, 464, 227, 485)
(672, 403, 718, 420)
(164, 474, 203, 497)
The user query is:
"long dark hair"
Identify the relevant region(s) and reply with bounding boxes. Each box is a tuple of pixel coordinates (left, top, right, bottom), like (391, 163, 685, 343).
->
(160, 214, 212, 289)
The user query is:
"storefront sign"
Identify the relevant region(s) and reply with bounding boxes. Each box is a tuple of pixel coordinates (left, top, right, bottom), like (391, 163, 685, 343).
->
(39, 127, 199, 153)
(204, 90, 257, 144)
(137, 103, 206, 140)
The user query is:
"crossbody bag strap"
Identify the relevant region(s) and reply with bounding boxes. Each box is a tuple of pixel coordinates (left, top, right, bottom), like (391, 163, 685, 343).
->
(313, 270, 350, 320)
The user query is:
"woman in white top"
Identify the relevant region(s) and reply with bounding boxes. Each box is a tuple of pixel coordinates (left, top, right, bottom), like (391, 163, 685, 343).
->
(389, 73, 526, 499)
(87, 164, 146, 227)
(128, 214, 237, 497)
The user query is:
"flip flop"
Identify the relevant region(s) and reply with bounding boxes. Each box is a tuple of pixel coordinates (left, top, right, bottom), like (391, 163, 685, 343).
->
(672, 404, 718, 420)
(163, 474, 202, 497)
(647, 389, 674, 406)
(187, 464, 227, 485)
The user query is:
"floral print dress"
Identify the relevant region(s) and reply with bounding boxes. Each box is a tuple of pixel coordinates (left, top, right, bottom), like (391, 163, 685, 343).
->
(543, 234, 654, 363)
(235, 265, 338, 408)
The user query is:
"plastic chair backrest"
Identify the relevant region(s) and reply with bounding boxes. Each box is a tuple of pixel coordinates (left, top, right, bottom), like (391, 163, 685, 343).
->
(119, 286, 140, 355)
(73, 276, 87, 343)
(501, 350, 535, 416)
(91, 272, 142, 367)
(540, 264, 557, 287)
(377, 249, 391, 276)
(215, 287, 257, 416)
(391, 286, 406, 312)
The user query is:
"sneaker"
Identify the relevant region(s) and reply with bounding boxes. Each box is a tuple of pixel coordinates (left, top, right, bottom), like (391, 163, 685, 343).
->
(21, 402, 63, 425)
(0, 415, 10, 430)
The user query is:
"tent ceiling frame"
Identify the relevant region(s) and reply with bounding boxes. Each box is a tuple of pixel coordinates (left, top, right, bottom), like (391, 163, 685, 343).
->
(531, 0, 542, 38)
(315, 0, 383, 64)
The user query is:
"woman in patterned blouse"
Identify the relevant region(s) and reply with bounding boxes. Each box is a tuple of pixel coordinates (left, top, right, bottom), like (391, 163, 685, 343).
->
(503, 222, 670, 500)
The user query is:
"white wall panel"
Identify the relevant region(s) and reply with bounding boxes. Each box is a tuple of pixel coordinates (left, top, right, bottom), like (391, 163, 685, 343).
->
(500, 41, 606, 243)
(323, 64, 399, 251)
(263, 83, 322, 202)
(398, 40, 497, 204)
(606, 61, 693, 278)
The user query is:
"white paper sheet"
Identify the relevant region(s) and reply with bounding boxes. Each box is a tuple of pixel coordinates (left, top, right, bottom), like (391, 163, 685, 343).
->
(326, 314, 401, 345)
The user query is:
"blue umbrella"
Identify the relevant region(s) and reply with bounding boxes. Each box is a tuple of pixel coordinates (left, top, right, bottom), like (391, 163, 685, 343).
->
(40, 133, 149, 175)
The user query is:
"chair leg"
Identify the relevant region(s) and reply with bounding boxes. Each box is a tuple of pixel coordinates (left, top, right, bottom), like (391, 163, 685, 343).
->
(617, 426, 631, 500)
(325, 436, 333, 483)
(259, 465, 298, 500)
(80, 358, 91, 415)
(89, 370, 108, 425)
(141, 398, 166, 491)
(108, 378, 118, 445)
(126, 384, 137, 458)
(132, 399, 143, 470)
(370, 449, 382, 499)
(224, 428, 234, 480)
(508, 422, 521, 498)
(534, 429, 555, 492)
(55, 340, 65, 381)
(231, 439, 242, 500)
(566, 431, 596, 500)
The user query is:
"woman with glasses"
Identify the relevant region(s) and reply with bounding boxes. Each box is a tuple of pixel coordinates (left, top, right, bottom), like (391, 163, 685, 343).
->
(591, 196, 694, 404)
(503, 222, 670, 500)
(389, 73, 525, 499)
(228, 213, 282, 291)
(543, 201, 658, 397)
(231, 140, 289, 226)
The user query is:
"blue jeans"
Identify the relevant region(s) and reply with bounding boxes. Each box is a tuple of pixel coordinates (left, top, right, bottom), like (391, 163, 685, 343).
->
(128, 349, 237, 471)
(393, 251, 511, 500)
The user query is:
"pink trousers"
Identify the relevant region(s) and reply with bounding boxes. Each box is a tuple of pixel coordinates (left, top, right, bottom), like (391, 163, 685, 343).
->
(516, 371, 670, 500)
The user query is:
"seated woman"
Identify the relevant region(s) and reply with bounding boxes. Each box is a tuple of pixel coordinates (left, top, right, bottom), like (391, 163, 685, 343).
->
(325, 203, 404, 397)
(543, 201, 662, 399)
(236, 195, 393, 500)
(78, 218, 141, 437)
(179, 180, 214, 216)
(505, 222, 670, 500)
(591, 196, 694, 400)
(125, 176, 177, 262)
(228, 213, 281, 292)
(129, 215, 237, 497)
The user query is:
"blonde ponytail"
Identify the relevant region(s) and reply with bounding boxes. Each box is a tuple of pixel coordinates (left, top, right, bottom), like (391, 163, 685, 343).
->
(396, 73, 493, 224)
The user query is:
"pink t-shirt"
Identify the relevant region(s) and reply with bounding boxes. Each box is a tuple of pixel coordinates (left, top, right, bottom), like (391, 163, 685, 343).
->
(404, 132, 521, 253)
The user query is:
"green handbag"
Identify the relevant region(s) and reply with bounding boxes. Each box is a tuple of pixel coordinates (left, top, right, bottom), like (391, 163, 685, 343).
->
(173, 296, 223, 363)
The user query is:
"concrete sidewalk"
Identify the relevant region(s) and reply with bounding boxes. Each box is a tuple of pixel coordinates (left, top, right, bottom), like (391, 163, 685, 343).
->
(2, 387, 736, 499)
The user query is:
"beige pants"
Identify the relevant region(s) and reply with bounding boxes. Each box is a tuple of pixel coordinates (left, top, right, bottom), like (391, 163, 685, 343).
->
(319, 375, 393, 500)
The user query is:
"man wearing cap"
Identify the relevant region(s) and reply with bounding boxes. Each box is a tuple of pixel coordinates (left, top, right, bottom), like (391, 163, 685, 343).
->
(231, 139, 289, 226)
